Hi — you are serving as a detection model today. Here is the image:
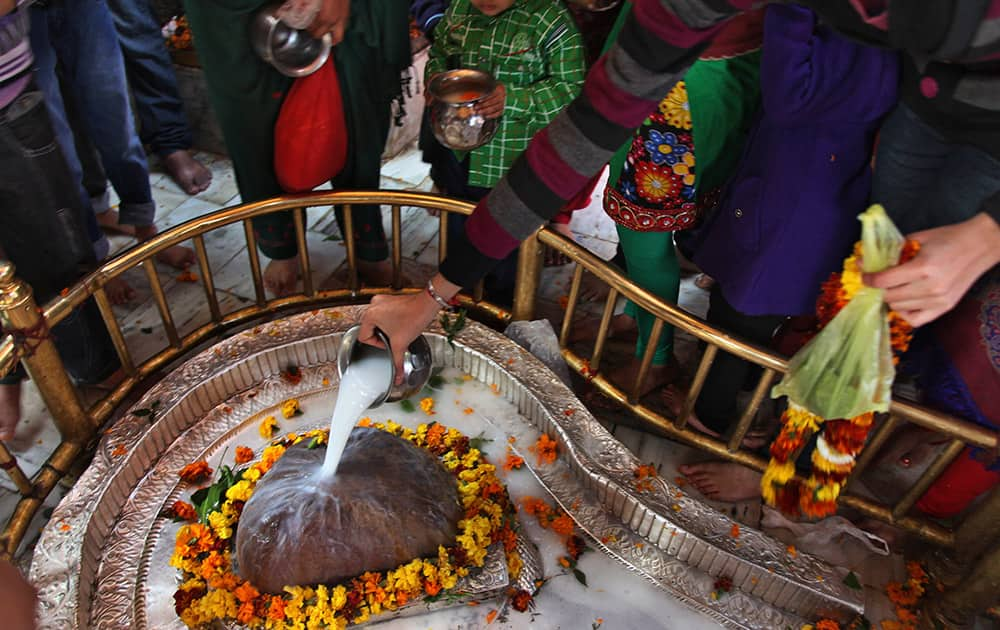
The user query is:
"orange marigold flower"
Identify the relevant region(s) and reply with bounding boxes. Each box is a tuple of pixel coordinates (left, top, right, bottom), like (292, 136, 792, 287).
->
(549, 512, 575, 537)
(424, 580, 442, 596)
(886, 582, 921, 607)
(558, 556, 571, 568)
(786, 545, 798, 558)
(521, 496, 551, 519)
(357, 417, 372, 427)
(176, 270, 199, 283)
(531, 433, 558, 465)
(235, 601, 256, 624)
(906, 561, 928, 584)
(463, 407, 475, 415)
(267, 596, 285, 621)
(486, 609, 498, 624)
(233, 581, 260, 603)
(504, 447, 525, 471)
(170, 500, 197, 521)
(234, 446, 254, 465)
(509, 589, 534, 612)
(730, 523, 740, 538)
(178, 460, 213, 483)
(815, 620, 840, 630)
(426, 422, 446, 448)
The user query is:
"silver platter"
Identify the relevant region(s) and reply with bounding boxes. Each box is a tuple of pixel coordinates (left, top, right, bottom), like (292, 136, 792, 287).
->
(30, 306, 862, 629)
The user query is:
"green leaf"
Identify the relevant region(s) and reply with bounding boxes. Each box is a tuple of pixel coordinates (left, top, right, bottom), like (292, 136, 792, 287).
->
(572, 568, 588, 587)
(190, 486, 209, 507)
(195, 484, 222, 523)
(843, 571, 862, 591)
(428, 374, 446, 389)
(306, 436, 322, 449)
(469, 435, 493, 452)
(399, 399, 416, 413)
(453, 377, 465, 385)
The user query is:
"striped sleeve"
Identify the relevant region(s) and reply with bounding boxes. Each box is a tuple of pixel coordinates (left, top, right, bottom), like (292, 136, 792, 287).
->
(440, 0, 751, 288)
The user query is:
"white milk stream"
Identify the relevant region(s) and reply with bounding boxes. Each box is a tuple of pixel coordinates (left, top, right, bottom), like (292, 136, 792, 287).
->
(318, 352, 393, 479)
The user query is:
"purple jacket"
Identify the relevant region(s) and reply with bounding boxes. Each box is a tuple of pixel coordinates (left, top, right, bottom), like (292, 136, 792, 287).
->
(693, 4, 899, 317)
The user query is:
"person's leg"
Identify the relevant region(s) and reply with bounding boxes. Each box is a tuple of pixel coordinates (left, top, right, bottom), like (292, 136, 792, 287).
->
(105, 0, 211, 194)
(617, 226, 678, 364)
(182, 0, 298, 294)
(28, 7, 109, 262)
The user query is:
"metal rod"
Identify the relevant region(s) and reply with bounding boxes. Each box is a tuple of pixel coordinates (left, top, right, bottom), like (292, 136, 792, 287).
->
(677, 345, 718, 430)
(0, 442, 32, 495)
(727, 369, 776, 452)
(512, 231, 543, 321)
(293, 208, 313, 297)
(438, 211, 448, 265)
(92, 287, 136, 377)
(142, 259, 180, 348)
(192, 235, 222, 322)
(342, 204, 359, 292)
(391, 205, 402, 290)
(589, 287, 619, 373)
(243, 219, 266, 306)
(630, 318, 664, 404)
(891, 439, 966, 520)
(560, 265, 585, 348)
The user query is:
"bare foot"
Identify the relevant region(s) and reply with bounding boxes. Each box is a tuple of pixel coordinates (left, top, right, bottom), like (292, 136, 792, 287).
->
(95, 209, 136, 237)
(567, 312, 637, 344)
(662, 385, 771, 450)
(0, 383, 22, 441)
(134, 225, 196, 270)
(105, 277, 137, 305)
(694, 273, 715, 290)
(264, 256, 300, 297)
(163, 150, 212, 196)
(679, 461, 762, 502)
(545, 222, 574, 267)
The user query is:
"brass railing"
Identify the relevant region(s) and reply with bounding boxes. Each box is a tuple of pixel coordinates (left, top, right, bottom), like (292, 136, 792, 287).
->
(0, 190, 996, 626)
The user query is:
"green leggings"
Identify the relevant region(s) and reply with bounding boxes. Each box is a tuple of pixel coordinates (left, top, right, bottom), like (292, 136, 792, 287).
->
(616, 225, 679, 365)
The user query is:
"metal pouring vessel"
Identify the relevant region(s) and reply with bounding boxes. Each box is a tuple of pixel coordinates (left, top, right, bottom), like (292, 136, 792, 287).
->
(428, 69, 500, 151)
(250, 2, 331, 78)
(337, 325, 432, 408)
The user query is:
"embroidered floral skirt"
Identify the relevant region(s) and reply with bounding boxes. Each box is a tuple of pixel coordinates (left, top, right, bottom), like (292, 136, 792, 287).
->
(604, 81, 700, 233)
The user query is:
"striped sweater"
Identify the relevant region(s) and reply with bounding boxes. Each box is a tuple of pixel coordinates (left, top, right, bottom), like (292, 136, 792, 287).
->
(438, 0, 1000, 289)
(0, 1, 32, 108)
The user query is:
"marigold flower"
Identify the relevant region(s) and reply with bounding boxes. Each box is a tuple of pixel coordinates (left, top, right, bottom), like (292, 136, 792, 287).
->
(420, 397, 436, 415)
(530, 433, 558, 465)
(730, 523, 740, 538)
(463, 407, 474, 415)
(549, 512, 575, 537)
(509, 589, 534, 612)
(233, 581, 260, 603)
(178, 461, 213, 483)
(504, 447, 525, 471)
(259, 415, 278, 439)
(280, 398, 301, 419)
(169, 500, 197, 521)
(815, 620, 840, 630)
(234, 446, 254, 465)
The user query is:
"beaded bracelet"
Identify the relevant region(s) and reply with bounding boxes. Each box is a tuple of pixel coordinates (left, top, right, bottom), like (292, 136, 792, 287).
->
(426, 279, 457, 310)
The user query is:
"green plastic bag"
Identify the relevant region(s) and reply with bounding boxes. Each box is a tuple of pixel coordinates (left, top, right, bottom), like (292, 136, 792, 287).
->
(771, 205, 904, 419)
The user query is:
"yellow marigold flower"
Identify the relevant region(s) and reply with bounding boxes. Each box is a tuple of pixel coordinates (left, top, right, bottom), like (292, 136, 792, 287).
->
(507, 551, 523, 579)
(814, 482, 841, 503)
(419, 397, 436, 414)
(242, 466, 262, 483)
(259, 415, 279, 439)
(281, 398, 301, 419)
(330, 584, 348, 611)
(785, 403, 822, 433)
(762, 459, 796, 487)
(840, 255, 863, 299)
(258, 444, 286, 472)
(226, 480, 253, 502)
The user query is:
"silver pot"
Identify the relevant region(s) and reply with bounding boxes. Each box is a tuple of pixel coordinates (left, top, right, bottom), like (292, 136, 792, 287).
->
(337, 325, 432, 408)
(428, 69, 500, 151)
(250, 3, 331, 78)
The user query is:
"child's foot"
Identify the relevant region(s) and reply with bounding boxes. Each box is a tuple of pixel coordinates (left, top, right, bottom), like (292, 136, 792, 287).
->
(105, 277, 137, 305)
(163, 150, 212, 196)
(661, 385, 769, 449)
(134, 225, 196, 270)
(0, 383, 22, 441)
(264, 255, 300, 297)
(544, 222, 574, 267)
(95, 209, 136, 237)
(679, 461, 762, 502)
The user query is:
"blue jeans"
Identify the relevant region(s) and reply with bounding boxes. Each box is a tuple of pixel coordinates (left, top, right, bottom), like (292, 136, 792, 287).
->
(0, 86, 119, 385)
(873, 104, 1000, 234)
(30, 0, 156, 228)
(106, 0, 192, 157)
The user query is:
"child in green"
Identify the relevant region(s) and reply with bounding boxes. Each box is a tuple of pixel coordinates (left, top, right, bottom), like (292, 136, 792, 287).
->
(600, 4, 764, 396)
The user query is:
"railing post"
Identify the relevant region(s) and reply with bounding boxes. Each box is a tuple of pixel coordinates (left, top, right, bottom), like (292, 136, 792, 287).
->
(926, 486, 1000, 588)
(0, 262, 92, 444)
(512, 229, 543, 321)
(923, 540, 1000, 628)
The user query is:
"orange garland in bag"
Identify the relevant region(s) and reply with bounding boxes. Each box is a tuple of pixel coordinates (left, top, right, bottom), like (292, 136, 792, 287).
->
(762, 240, 920, 519)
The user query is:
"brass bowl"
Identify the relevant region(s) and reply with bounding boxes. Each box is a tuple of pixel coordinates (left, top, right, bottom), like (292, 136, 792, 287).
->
(428, 69, 500, 151)
(250, 3, 331, 78)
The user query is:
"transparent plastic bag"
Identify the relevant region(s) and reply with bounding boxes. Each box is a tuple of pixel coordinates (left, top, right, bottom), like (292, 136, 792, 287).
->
(771, 205, 904, 419)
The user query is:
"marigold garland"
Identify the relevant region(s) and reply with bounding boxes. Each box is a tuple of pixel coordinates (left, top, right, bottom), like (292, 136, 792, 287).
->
(881, 562, 930, 630)
(762, 239, 920, 519)
(171, 420, 524, 629)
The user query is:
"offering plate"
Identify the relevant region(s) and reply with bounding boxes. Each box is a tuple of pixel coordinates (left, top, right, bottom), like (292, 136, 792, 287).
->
(30, 306, 862, 629)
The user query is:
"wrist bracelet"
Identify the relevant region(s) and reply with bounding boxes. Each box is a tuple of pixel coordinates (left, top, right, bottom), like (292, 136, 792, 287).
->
(426, 279, 456, 310)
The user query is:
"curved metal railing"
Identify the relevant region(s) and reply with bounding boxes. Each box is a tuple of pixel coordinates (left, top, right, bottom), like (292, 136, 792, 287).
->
(0, 190, 995, 624)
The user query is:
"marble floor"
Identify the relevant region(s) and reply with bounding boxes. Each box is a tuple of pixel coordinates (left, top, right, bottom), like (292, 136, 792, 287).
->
(1, 144, 973, 628)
